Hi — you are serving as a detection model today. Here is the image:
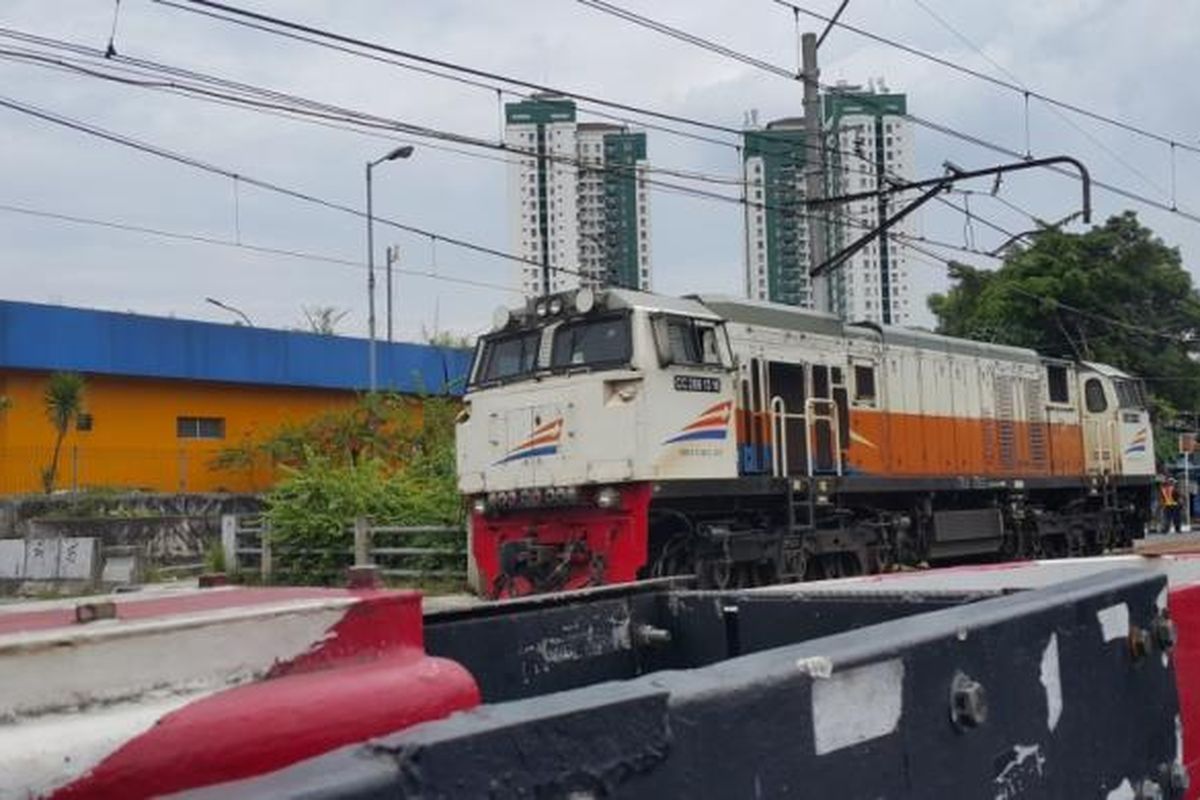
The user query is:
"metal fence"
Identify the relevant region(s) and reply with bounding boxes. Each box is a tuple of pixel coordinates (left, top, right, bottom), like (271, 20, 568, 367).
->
(220, 514, 467, 584)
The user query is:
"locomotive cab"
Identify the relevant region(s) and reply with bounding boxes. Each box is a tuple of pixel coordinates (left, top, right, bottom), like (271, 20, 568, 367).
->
(456, 288, 739, 596)
(1077, 362, 1153, 477)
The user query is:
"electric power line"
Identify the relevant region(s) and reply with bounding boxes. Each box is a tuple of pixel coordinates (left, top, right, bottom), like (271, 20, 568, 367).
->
(573, 0, 1200, 226)
(0, 199, 523, 295)
(0, 92, 613, 285)
(772, 0, 1200, 158)
(139, 1, 964, 188)
(904, 0, 1170, 200)
(0, 40, 1011, 265)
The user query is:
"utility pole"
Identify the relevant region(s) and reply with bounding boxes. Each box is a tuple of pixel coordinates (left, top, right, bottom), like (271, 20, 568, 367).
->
(801, 32, 829, 313)
(386, 245, 399, 343)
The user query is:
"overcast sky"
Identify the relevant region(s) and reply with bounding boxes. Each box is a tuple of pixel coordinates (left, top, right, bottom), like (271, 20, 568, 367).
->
(1, 0, 1197, 341)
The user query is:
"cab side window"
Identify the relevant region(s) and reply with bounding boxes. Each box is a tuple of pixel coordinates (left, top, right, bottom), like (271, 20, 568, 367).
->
(655, 316, 723, 367)
(853, 364, 877, 407)
(1114, 379, 1146, 409)
(1046, 365, 1070, 404)
(1084, 378, 1108, 413)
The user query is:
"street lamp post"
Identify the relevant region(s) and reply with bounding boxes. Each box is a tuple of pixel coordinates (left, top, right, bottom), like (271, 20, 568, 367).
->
(204, 296, 253, 327)
(365, 144, 414, 392)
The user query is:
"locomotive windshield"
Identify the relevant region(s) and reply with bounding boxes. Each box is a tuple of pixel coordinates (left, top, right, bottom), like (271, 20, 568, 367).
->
(474, 329, 541, 384)
(1114, 378, 1147, 409)
(471, 311, 633, 387)
(550, 313, 631, 369)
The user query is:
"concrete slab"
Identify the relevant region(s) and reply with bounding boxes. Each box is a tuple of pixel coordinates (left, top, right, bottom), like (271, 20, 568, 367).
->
(23, 539, 60, 580)
(0, 540, 24, 580)
(57, 538, 97, 581)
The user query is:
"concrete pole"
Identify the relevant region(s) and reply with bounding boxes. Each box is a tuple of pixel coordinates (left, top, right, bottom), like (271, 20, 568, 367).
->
(801, 32, 829, 314)
(366, 162, 378, 393)
(220, 514, 239, 575)
(1187, 450, 1193, 532)
(353, 517, 371, 567)
(386, 245, 398, 344)
(260, 521, 273, 583)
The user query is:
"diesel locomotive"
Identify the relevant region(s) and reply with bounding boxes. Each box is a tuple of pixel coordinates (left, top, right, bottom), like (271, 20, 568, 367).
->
(456, 287, 1155, 597)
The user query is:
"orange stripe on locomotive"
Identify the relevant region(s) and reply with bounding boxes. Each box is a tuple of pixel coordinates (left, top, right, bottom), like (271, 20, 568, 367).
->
(735, 406, 1086, 478)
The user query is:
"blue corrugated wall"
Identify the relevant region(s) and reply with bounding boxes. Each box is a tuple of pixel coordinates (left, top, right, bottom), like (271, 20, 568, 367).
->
(0, 300, 473, 395)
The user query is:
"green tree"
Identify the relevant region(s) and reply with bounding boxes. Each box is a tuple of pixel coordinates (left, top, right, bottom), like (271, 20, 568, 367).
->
(421, 325, 474, 349)
(928, 212, 1200, 463)
(214, 393, 464, 584)
(301, 306, 349, 336)
(41, 372, 86, 493)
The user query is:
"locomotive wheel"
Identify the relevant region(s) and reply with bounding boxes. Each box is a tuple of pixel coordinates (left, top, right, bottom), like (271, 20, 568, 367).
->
(1066, 526, 1086, 558)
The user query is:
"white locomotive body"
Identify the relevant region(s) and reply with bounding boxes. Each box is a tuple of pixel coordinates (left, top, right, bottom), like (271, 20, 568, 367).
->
(457, 289, 1154, 597)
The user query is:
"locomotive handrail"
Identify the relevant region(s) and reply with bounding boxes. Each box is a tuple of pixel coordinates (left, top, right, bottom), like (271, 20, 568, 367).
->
(769, 396, 789, 478)
(804, 397, 843, 478)
(769, 396, 810, 478)
(1108, 419, 1118, 471)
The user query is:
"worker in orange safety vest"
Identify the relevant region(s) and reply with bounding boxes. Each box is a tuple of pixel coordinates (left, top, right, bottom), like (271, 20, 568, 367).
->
(1161, 477, 1183, 534)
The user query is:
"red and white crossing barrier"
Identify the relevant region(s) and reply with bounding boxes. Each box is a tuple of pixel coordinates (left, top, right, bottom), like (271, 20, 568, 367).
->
(0, 585, 479, 799)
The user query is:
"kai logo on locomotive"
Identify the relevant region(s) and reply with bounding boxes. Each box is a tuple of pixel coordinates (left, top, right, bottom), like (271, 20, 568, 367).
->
(496, 418, 563, 464)
(663, 400, 732, 445)
(1125, 428, 1148, 456)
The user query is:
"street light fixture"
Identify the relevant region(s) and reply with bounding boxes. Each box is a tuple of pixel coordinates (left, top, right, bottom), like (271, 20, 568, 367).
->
(204, 296, 253, 327)
(365, 144, 414, 392)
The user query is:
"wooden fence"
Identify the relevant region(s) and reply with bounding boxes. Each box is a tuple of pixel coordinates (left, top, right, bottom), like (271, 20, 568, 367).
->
(220, 514, 467, 584)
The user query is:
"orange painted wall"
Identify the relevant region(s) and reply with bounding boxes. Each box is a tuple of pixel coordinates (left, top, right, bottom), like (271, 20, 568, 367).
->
(0, 370, 366, 495)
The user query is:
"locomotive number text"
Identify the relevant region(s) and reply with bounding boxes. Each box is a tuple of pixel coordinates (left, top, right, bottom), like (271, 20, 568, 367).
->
(674, 375, 721, 393)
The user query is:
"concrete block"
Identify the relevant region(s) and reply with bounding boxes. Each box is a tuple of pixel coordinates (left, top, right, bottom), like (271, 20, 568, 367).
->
(102, 555, 140, 586)
(24, 538, 61, 580)
(0, 540, 25, 579)
(58, 538, 98, 581)
(75, 600, 117, 624)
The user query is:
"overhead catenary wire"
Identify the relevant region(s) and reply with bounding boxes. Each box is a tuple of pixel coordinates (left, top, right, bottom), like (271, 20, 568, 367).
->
(0, 199, 524, 295)
(0, 40, 760, 191)
(572, 0, 1200, 226)
(0, 92, 609, 285)
(138, 0, 1200, 254)
(905, 0, 1170, 200)
(120, 0, 1081, 269)
(10, 10, 1067, 269)
(771, 0, 1200, 158)
(0, 39, 1007, 265)
(151, 0, 747, 142)
(0, 22, 1025, 305)
(139, 1, 958, 185)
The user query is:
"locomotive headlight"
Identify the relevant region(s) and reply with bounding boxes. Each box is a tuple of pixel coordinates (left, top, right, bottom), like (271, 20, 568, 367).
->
(549, 297, 564, 315)
(595, 486, 621, 509)
(535, 300, 549, 318)
(471, 496, 488, 515)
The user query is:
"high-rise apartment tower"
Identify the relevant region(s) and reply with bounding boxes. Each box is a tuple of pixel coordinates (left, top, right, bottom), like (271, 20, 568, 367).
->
(741, 85, 916, 326)
(824, 85, 915, 326)
(505, 96, 651, 296)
